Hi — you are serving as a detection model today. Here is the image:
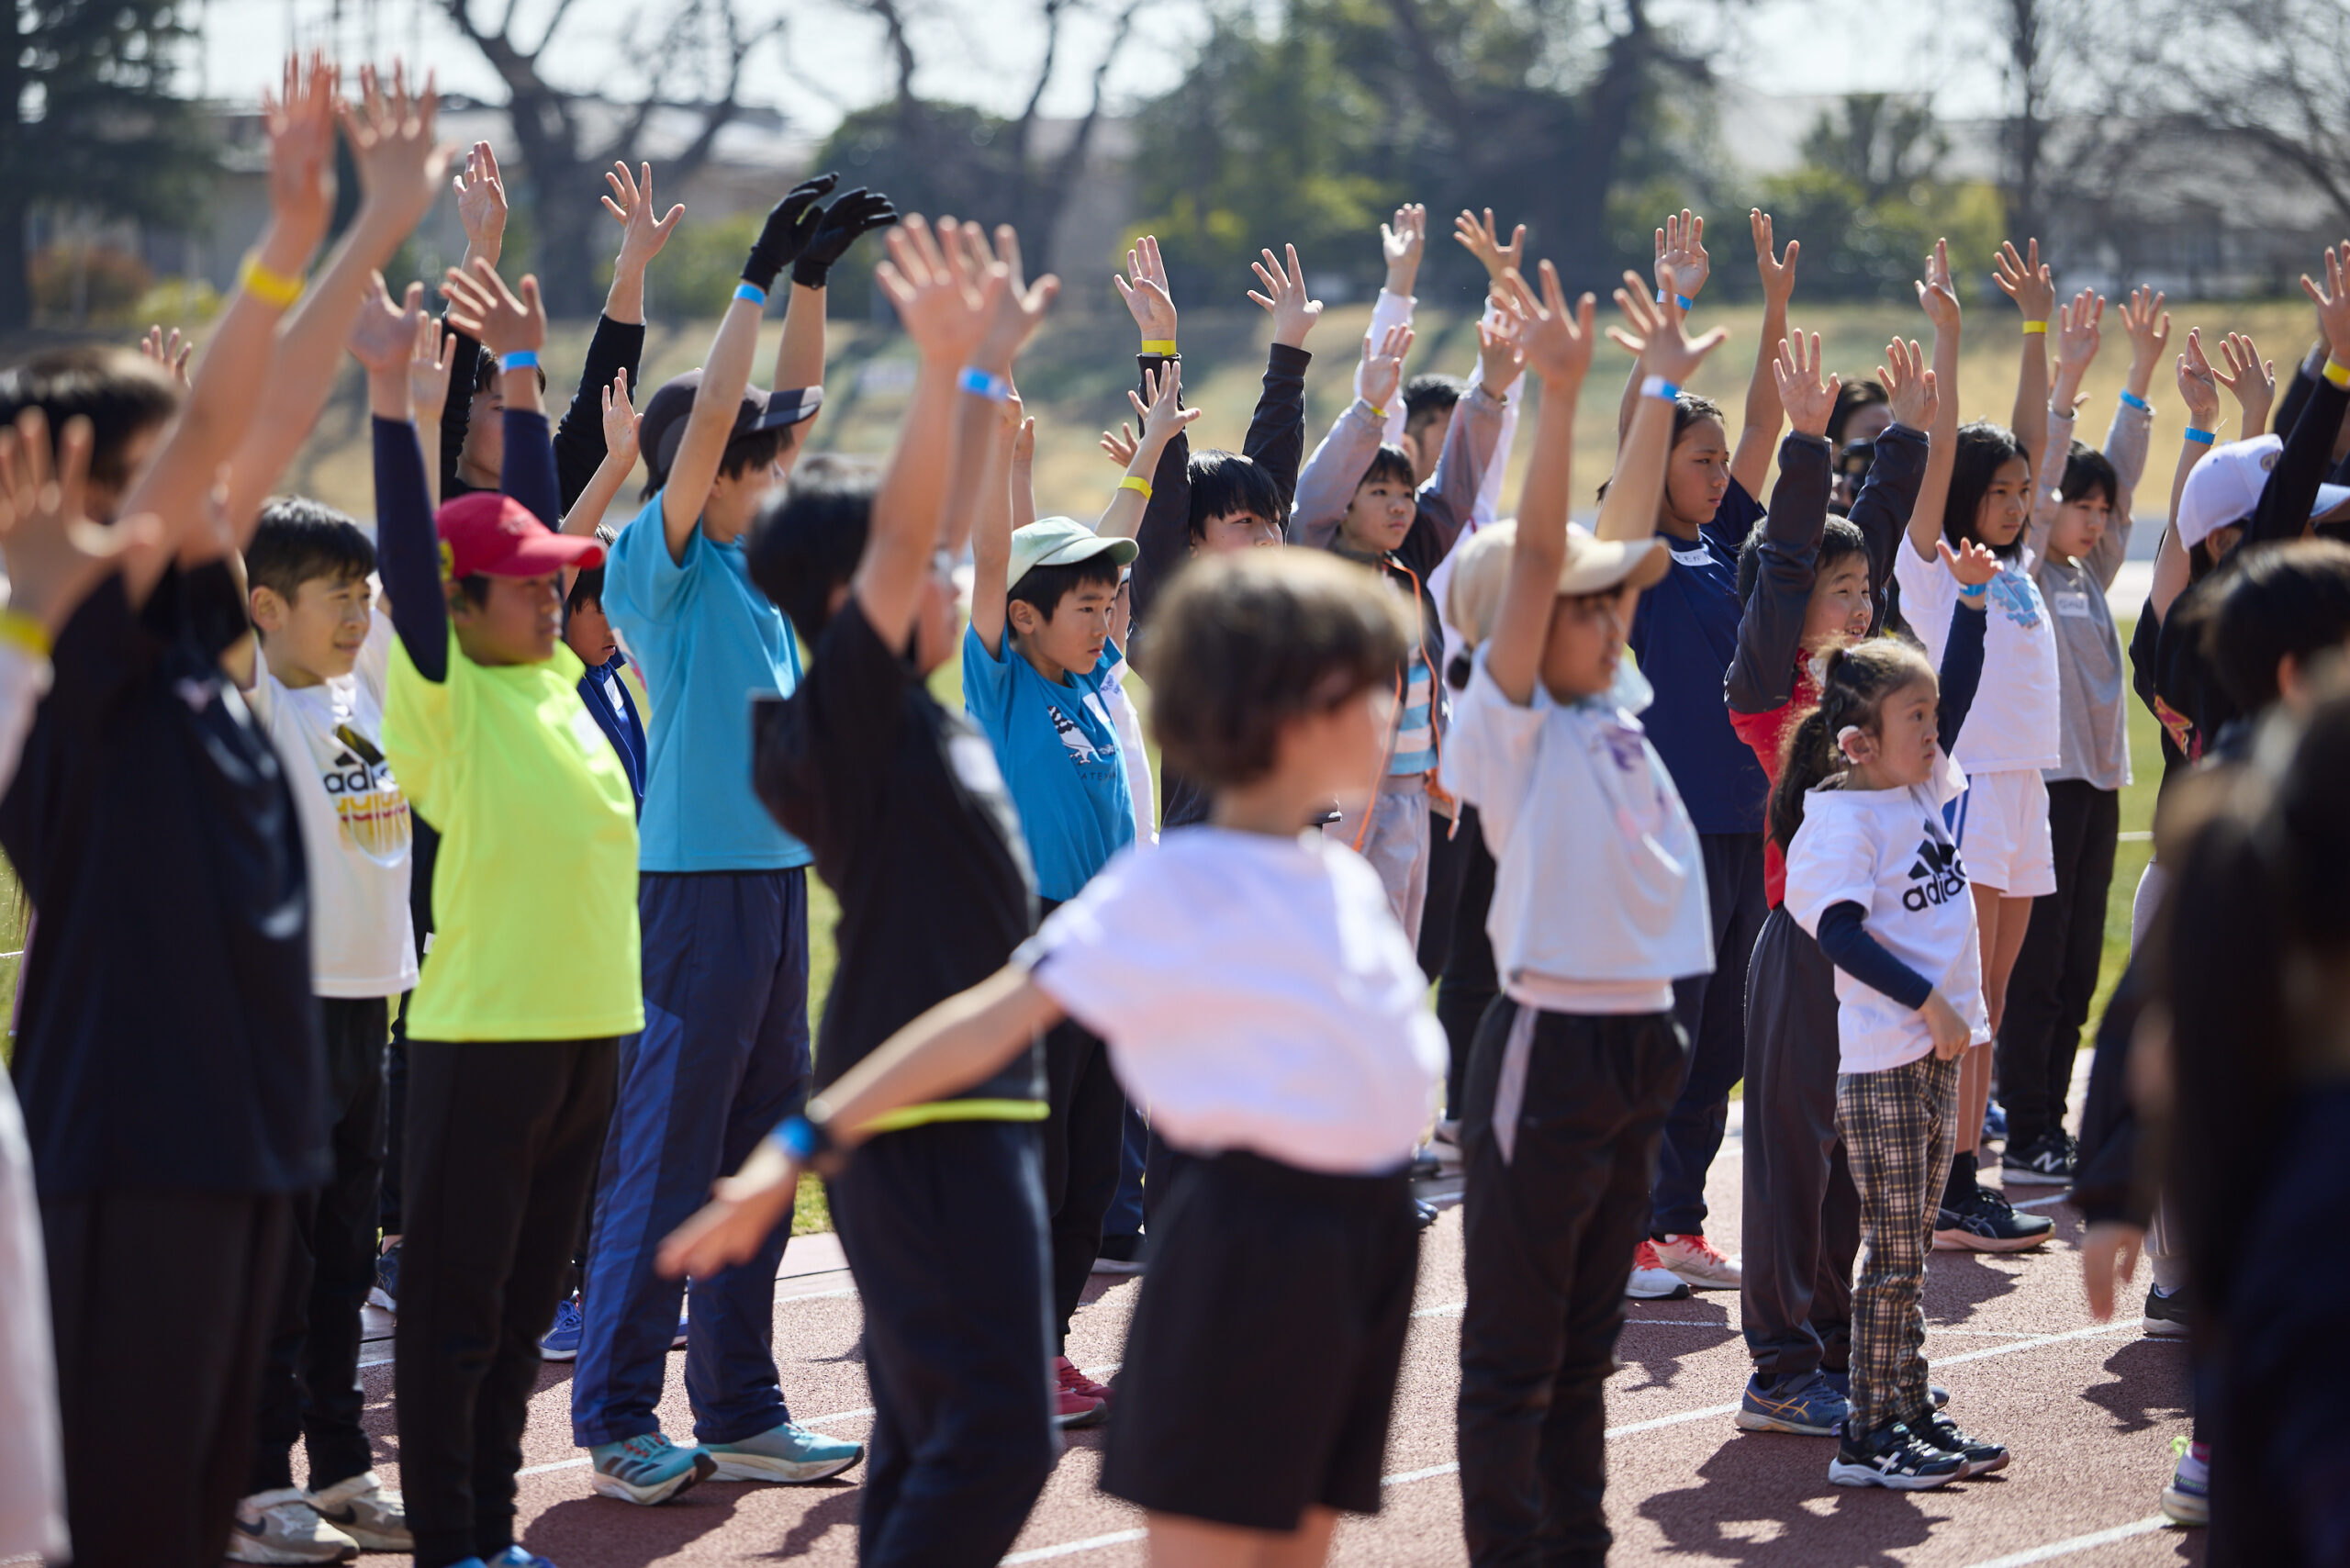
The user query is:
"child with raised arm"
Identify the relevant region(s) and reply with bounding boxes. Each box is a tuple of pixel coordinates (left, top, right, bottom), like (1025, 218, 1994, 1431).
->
(1993, 287, 2159, 1187)
(569, 174, 891, 1502)
(1613, 209, 1799, 1298)
(1776, 584, 2007, 1491)
(668, 540, 1437, 1568)
(1727, 330, 1935, 1439)
(1892, 238, 2058, 1253)
(1441, 270, 1718, 1566)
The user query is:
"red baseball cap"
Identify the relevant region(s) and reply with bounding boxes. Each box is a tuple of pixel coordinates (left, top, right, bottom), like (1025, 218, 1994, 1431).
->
(435, 492, 605, 580)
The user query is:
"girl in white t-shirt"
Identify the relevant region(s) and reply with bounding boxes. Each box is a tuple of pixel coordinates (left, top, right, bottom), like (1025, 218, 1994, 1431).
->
(1780, 634, 2010, 1491)
(1894, 238, 2063, 1246)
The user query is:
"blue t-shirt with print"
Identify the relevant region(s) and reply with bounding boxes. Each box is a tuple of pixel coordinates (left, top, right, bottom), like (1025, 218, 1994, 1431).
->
(603, 494, 813, 872)
(1628, 478, 1770, 835)
(961, 624, 1135, 902)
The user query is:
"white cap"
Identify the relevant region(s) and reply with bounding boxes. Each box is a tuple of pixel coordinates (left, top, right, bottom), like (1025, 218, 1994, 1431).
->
(2176, 434, 2350, 549)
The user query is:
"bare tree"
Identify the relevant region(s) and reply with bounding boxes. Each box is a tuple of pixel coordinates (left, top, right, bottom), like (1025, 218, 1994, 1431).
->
(440, 0, 780, 313)
(2141, 0, 2350, 233)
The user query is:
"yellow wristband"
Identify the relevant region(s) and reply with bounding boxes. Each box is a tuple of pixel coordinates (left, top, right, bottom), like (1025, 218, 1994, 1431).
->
(2324, 356, 2350, 389)
(1119, 476, 1152, 499)
(0, 608, 51, 659)
(239, 252, 305, 309)
(2020, 320, 2048, 335)
(1141, 339, 1176, 356)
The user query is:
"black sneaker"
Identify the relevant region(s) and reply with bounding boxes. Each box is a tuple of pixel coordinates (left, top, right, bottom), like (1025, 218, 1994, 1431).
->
(368, 1239, 401, 1314)
(1917, 1411, 2009, 1476)
(2143, 1282, 2191, 1339)
(1933, 1185, 2054, 1253)
(2000, 1130, 2075, 1185)
(1828, 1418, 1967, 1490)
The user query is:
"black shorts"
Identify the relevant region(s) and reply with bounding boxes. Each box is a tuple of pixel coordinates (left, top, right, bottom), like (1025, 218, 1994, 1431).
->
(1102, 1148, 1417, 1531)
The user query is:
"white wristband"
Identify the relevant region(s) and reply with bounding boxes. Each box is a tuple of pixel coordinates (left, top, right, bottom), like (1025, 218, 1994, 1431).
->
(1640, 375, 1680, 403)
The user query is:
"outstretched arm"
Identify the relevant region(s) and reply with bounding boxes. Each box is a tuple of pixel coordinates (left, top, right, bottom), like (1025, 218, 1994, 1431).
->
(1595, 283, 1731, 553)
(1242, 242, 1320, 508)
(1486, 262, 1598, 707)
(1729, 208, 1798, 497)
(1726, 331, 1837, 715)
(1292, 325, 1409, 548)
(1853, 339, 1935, 613)
(1903, 239, 1963, 562)
(2244, 242, 2350, 550)
(967, 393, 1020, 657)
(2027, 288, 2100, 560)
(1097, 363, 1199, 543)
(1995, 238, 2055, 477)
(1618, 209, 1707, 439)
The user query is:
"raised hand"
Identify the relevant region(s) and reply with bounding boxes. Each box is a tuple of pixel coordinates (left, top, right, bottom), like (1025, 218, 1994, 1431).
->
(1126, 361, 1202, 449)
(604, 162, 685, 275)
(408, 310, 456, 424)
(1773, 330, 1840, 438)
(0, 409, 164, 637)
(2054, 288, 2104, 383)
(440, 258, 545, 359)
(1099, 421, 1140, 466)
(1381, 203, 1426, 295)
(1751, 208, 1798, 307)
(1940, 535, 2000, 588)
(1916, 238, 1961, 332)
(140, 326, 192, 388)
(795, 186, 899, 290)
(348, 273, 425, 374)
(601, 366, 641, 467)
(878, 215, 995, 367)
(1654, 209, 1708, 303)
(2120, 286, 2171, 397)
(2176, 329, 2222, 431)
(1113, 234, 1178, 345)
(1248, 243, 1322, 349)
(1880, 336, 1939, 432)
(453, 140, 508, 262)
(965, 223, 1059, 373)
(1994, 237, 2056, 323)
(1610, 269, 1729, 386)
(1452, 207, 1526, 283)
(263, 51, 339, 250)
(338, 61, 449, 231)
(2297, 241, 2350, 366)
(2213, 330, 2276, 434)
(1498, 261, 1599, 391)
(1359, 322, 1414, 412)
(742, 173, 843, 294)
(1475, 303, 1527, 398)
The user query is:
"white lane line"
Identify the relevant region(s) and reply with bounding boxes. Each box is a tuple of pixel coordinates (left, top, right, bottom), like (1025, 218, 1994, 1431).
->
(514, 1403, 881, 1478)
(1002, 1528, 1148, 1562)
(1956, 1513, 2174, 1567)
(2009, 1193, 2076, 1208)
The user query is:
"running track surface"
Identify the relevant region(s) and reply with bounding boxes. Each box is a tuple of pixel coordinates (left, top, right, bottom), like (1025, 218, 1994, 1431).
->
(330, 1106, 2205, 1568)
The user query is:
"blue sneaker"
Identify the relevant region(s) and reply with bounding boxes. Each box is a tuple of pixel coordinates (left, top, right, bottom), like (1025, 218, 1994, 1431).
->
(539, 1295, 583, 1361)
(1984, 1100, 2009, 1142)
(1819, 1370, 1949, 1411)
(704, 1421, 864, 1484)
(1736, 1372, 1851, 1436)
(588, 1432, 714, 1506)
(487, 1550, 558, 1568)
(368, 1240, 400, 1314)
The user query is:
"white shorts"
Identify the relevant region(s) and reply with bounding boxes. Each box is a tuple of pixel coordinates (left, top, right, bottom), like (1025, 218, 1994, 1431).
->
(1953, 767, 2056, 898)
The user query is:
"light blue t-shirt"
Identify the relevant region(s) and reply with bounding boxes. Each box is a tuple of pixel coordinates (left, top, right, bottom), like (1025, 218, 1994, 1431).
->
(962, 625, 1135, 903)
(603, 495, 813, 872)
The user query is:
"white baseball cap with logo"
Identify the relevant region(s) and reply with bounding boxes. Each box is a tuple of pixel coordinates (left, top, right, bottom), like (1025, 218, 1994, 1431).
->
(1007, 515, 1139, 591)
(2175, 433, 2350, 549)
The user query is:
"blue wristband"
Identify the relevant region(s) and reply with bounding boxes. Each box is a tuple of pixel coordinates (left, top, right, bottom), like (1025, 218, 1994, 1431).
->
(773, 1114, 830, 1162)
(733, 281, 767, 306)
(1654, 288, 1694, 310)
(2119, 389, 2151, 412)
(2184, 426, 2217, 445)
(957, 365, 1011, 402)
(497, 349, 538, 373)
(1639, 375, 1680, 403)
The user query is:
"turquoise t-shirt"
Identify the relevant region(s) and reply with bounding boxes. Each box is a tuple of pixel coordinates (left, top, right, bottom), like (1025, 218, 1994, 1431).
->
(603, 495, 813, 872)
(961, 625, 1134, 903)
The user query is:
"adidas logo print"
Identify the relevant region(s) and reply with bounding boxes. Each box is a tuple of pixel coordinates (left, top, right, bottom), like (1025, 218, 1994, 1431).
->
(1902, 837, 1966, 911)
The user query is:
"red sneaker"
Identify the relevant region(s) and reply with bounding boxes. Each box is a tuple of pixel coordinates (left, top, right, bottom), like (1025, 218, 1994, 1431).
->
(1054, 1355, 1107, 1428)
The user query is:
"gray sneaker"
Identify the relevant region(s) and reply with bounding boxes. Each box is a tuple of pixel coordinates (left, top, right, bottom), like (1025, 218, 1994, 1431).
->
(306, 1470, 411, 1552)
(226, 1488, 358, 1564)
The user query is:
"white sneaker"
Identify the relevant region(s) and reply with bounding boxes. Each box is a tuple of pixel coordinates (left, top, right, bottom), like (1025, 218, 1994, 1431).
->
(226, 1488, 358, 1564)
(307, 1469, 412, 1552)
(1627, 1239, 1693, 1300)
(1654, 1232, 1742, 1290)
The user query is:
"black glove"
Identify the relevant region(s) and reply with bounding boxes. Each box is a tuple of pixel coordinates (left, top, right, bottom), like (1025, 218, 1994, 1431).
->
(742, 173, 841, 293)
(790, 187, 900, 290)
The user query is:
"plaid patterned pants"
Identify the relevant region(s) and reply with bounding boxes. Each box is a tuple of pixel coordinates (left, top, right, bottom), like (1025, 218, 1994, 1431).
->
(1835, 1052, 1961, 1436)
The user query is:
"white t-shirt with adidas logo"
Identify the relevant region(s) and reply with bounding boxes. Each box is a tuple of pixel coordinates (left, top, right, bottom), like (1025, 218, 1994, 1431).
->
(1783, 757, 1991, 1073)
(248, 611, 419, 999)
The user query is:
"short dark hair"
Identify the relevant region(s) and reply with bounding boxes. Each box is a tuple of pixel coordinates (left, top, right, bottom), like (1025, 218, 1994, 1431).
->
(643, 421, 796, 501)
(0, 346, 179, 494)
(1187, 448, 1285, 540)
(745, 453, 878, 640)
(1943, 420, 2032, 558)
(1826, 379, 1888, 447)
(565, 564, 605, 619)
(2207, 539, 2350, 713)
(1737, 514, 1867, 605)
(2059, 441, 2119, 510)
(1147, 549, 1410, 790)
(1402, 374, 1463, 436)
(1671, 392, 1726, 445)
(246, 498, 376, 602)
(1356, 443, 1417, 494)
(1009, 552, 1123, 627)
